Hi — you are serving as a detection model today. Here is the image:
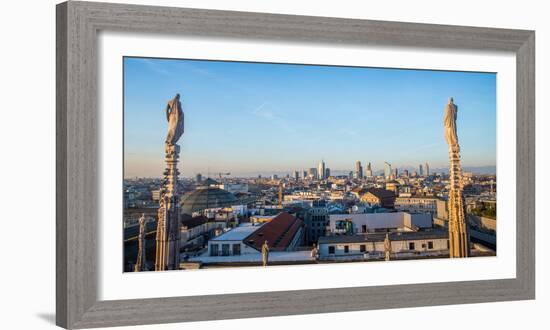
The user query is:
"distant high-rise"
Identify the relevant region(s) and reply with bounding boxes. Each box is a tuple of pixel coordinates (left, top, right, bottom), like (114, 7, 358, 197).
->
(318, 160, 326, 180)
(355, 161, 363, 179)
(325, 168, 331, 178)
(403, 169, 409, 178)
(384, 162, 392, 179)
(419, 164, 424, 177)
(425, 162, 430, 176)
(302, 170, 308, 179)
(195, 173, 202, 183)
(365, 162, 373, 177)
(394, 168, 398, 178)
(307, 167, 318, 180)
(294, 170, 300, 181)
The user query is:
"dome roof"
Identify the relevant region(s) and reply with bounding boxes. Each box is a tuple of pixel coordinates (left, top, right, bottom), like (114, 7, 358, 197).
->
(180, 187, 238, 215)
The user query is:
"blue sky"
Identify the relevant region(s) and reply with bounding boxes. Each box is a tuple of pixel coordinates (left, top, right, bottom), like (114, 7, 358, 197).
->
(124, 57, 496, 178)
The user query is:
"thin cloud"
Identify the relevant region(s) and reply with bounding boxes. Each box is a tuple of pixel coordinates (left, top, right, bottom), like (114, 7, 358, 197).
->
(141, 58, 170, 75)
(250, 102, 294, 132)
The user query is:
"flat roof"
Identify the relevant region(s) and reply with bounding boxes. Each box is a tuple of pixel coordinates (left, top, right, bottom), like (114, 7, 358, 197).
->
(318, 230, 448, 244)
(210, 224, 262, 242)
(189, 250, 314, 263)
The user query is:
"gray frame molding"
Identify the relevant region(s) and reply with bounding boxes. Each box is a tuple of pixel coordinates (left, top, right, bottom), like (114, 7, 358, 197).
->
(56, 1, 535, 328)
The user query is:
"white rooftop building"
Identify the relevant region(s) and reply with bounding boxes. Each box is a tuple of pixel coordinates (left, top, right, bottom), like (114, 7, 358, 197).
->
(207, 223, 262, 256)
(328, 212, 432, 234)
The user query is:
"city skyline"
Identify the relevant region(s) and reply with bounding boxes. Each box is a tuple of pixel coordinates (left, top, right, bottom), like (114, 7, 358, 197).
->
(124, 57, 496, 178)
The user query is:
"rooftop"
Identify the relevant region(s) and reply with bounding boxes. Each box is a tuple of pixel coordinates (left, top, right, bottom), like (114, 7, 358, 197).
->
(180, 186, 239, 215)
(244, 212, 303, 251)
(189, 250, 314, 264)
(180, 214, 208, 229)
(366, 188, 396, 199)
(318, 230, 448, 244)
(210, 223, 262, 242)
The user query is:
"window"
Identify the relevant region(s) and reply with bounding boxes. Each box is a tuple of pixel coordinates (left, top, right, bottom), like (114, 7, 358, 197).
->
(360, 244, 366, 252)
(222, 244, 230, 256)
(328, 246, 335, 254)
(210, 244, 219, 256)
(344, 245, 349, 253)
(428, 241, 434, 249)
(232, 244, 241, 255)
(409, 242, 415, 250)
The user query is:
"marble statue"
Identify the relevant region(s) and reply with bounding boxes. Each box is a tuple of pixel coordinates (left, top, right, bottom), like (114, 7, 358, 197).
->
(443, 97, 459, 147)
(261, 240, 270, 267)
(134, 214, 147, 272)
(384, 233, 392, 261)
(165, 93, 184, 146)
(311, 243, 319, 260)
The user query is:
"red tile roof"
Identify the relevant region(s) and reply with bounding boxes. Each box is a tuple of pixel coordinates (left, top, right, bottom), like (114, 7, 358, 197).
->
(244, 212, 303, 251)
(366, 188, 395, 199)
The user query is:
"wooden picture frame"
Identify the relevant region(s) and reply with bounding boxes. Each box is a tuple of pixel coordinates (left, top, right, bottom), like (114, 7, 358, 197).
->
(56, 1, 535, 328)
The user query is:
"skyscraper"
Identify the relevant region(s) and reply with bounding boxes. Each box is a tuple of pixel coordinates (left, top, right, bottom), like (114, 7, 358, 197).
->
(365, 162, 373, 177)
(384, 162, 392, 179)
(308, 167, 318, 180)
(419, 164, 424, 177)
(355, 161, 363, 179)
(318, 160, 326, 180)
(294, 170, 300, 181)
(325, 168, 331, 178)
(425, 162, 430, 176)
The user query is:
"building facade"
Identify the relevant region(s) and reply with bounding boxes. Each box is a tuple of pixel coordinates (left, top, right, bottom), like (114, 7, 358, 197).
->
(355, 161, 363, 179)
(394, 197, 438, 214)
(305, 201, 329, 245)
(317, 231, 448, 261)
(360, 188, 396, 209)
(328, 212, 432, 234)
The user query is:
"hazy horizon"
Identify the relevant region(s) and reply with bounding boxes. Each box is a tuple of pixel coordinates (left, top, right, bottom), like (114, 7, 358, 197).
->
(124, 57, 497, 178)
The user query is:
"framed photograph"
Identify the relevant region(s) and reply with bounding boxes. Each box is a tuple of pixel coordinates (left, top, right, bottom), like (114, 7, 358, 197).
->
(56, 1, 535, 328)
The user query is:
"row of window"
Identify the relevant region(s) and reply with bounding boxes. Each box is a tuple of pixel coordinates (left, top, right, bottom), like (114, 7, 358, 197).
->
(327, 241, 435, 254)
(210, 243, 241, 256)
(309, 221, 326, 228)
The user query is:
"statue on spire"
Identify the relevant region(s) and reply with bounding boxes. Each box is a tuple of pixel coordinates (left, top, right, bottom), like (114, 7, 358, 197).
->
(444, 97, 459, 148)
(155, 94, 184, 271)
(165, 93, 184, 146)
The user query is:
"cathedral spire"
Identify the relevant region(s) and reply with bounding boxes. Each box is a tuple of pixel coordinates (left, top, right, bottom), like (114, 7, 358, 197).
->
(443, 97, 469, 257)
(155, 94, 184, 271)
